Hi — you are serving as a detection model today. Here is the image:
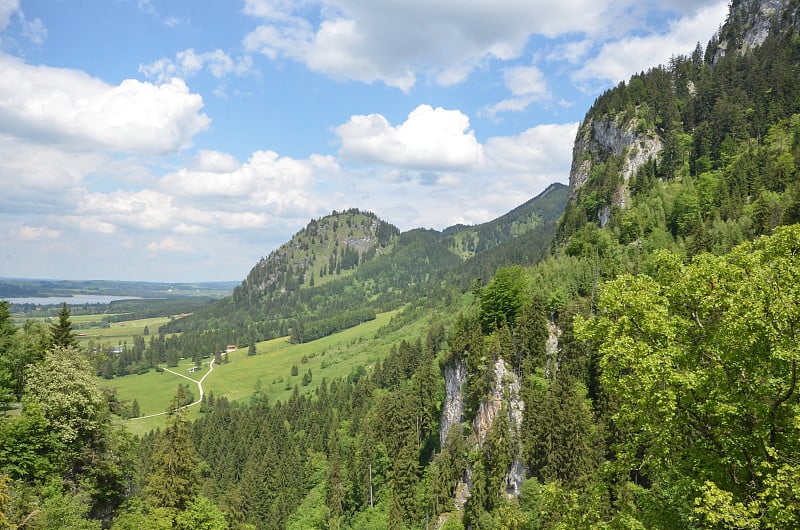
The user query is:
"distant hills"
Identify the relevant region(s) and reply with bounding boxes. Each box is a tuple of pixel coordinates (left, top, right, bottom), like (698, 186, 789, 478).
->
(0, 278, 238, 300)
(160, 183, 569, 344)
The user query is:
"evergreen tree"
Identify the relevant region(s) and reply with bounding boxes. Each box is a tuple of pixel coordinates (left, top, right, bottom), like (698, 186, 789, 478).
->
(50, 302, 78, 349)
(146, 388, 199, 511)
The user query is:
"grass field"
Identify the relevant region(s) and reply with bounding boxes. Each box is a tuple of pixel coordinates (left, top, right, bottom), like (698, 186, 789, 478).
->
(100, 308, 430, 436)
(76, 316, 173, 348)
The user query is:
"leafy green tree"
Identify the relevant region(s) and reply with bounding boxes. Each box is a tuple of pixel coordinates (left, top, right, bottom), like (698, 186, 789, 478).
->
(0, 402, 61, 481)
(34, 487, 101, 530)
(482, 405, 513, 512)
(3, 321, 47, 401)
(174, 496, 229, 530)
(388, 442, 419, 529)
(24, 346, 106, 448)
(50, 302, 78, 349)
(0, 301, 17, 409)
(576, 226, 800, 527)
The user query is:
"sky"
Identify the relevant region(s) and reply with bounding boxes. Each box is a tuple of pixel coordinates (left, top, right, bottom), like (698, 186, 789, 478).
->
(0, 0, 730, 283)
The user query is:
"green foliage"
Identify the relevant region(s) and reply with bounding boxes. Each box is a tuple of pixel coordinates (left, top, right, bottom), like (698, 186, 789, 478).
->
(0, 403, 61, 481)
(25, 346, 106, 447)
(577, 226, 800, 527)
(174, 496, 228, 530)
(478, 266, 527, 332)
(49, 302, 78, 349)
(34, 487, 101, 530)
(146, 395, 199, 511)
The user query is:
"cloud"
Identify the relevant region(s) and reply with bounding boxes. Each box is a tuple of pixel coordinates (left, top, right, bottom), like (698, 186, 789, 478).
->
(192, 149, 242, 173)
(140, 49, 253, 83)
(0, 0, 18, 31)
(335, 105, 484, 170)
(243, 0, 609, 91)
(546, 39, 593, 65)
(21, 15, 45, 44)
(241, 1, 729, 92)
(77, 189, 179, 232)
(0, 53, 210, 154)
(147, 236, 191, 254)
(159, 150, 331, 217)
(329, 120, 577, 232)
(137, 0, 181, 27)
(16, 225, 60, 241)
(484, 123, 578, 182)
(482, 64, 551, 118)
(574, 1, 728, 86)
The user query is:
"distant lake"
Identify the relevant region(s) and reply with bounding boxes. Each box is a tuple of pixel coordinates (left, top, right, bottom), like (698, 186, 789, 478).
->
(3, 295, 142, 305)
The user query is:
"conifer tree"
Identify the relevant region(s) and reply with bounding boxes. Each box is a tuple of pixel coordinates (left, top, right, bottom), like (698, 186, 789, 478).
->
(50, 302, 78, 349)
(146, 387, 199, 511)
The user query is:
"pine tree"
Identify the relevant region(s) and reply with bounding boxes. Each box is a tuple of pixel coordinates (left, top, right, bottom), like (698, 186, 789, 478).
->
(50, 302, 78, 349)
(146, 388, 199, 511)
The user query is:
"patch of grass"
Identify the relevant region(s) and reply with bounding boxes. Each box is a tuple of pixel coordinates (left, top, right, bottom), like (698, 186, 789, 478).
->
(77, 316, 172, 348)
(101, 308, 429, 437)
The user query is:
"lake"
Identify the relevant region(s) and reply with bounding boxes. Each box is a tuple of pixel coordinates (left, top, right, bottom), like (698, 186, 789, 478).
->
(3, 295, 142, 305)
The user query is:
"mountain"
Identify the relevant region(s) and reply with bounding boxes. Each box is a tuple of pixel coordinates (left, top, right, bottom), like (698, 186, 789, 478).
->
(558, 0, 800, 257)
(160, 184, 568, 347)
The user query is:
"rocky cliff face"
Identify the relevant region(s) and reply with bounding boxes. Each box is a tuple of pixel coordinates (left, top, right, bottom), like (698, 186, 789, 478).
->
(568, 115, 662, 226)
(714, 0, 796, 61)
(472, 358, 526, 496)
(545, 319, 561, 377)
(439, 360, 467, 447)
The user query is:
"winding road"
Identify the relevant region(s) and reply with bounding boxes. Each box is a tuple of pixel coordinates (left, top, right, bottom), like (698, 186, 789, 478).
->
(129, 356, 216, 420)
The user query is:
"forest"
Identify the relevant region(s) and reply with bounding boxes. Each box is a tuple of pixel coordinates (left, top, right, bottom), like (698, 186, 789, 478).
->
(3, 0, 800, 528)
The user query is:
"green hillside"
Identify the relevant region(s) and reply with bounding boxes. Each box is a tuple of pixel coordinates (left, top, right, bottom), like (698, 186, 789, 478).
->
(100, 308, 428, 437)
(157, 185, 567, 354)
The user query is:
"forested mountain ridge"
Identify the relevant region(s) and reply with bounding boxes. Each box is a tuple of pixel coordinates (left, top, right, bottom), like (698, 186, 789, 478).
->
(238, 208, 399, 300)
(442, 183, 568, 259)
(159, 185, 567, 348)
(558, 0, 800, 255)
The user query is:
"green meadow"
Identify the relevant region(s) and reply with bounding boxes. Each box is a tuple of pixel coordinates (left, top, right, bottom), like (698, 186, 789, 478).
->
(100, 309, 429, 436)
(76, 316, 173, 348)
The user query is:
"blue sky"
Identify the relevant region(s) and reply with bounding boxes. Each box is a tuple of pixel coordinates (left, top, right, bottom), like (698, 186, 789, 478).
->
(0, 0, 728, 282)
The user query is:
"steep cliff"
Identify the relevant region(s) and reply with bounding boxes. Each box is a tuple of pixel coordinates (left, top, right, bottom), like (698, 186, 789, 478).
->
(568, 114, 662, 227)
(439, 360, 467, 448)
(711, 0, 798, 61)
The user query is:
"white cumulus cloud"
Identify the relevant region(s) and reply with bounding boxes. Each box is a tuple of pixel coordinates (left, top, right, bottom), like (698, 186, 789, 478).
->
(335, 105, 484, 170)
(482, 64, 552, 118)
(147, 236, 191, 254)
(0, 53, 209, 154)
(243, 0, 608, 91)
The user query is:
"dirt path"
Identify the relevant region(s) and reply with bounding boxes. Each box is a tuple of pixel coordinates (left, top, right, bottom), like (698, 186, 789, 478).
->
(129, 357, 215, 420)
